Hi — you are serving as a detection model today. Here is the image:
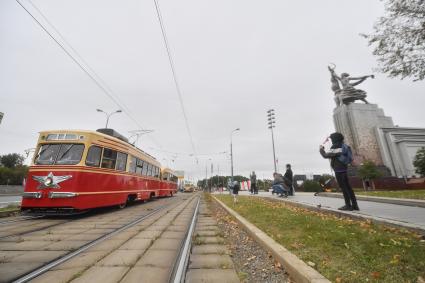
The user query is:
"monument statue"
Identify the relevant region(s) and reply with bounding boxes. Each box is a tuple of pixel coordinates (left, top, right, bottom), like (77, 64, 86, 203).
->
(328, 64, 374, 106)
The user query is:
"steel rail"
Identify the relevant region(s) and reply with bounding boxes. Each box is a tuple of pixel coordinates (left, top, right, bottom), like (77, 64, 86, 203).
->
(0, 215, 45, 225)
(13, 203, 172, 283)
(170, 196, 200, 283)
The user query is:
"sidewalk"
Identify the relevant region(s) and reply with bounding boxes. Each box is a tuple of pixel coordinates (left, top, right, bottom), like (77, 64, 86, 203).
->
(235, 191, 425, 233)
(318, 192, 425, 208)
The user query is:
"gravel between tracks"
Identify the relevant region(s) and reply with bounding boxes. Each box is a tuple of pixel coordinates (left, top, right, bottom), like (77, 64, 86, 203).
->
(208, 196, 290, 283)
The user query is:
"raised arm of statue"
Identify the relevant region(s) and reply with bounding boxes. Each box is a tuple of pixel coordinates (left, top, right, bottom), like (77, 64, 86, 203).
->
(348, 76, 369, 80)
(328, 66, 341, 81)
(350, 75, 372, 86)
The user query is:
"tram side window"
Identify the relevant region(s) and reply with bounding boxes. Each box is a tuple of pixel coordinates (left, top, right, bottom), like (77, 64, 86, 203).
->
(154, 167, 160, 178)
(162, 172, 169, 181)
(101, 148, 117, 169)
(35, 144, 61, 165)
(86, 146, 102, 167)
(146, 163, 151, 176)
(116, 152, 127, 171)
(171, 175, 178, 183)
(148, 164, 153, 176)
(136, 159, 144, 175)
(129, 156, 137, 173)
(142, 161, 149, 176)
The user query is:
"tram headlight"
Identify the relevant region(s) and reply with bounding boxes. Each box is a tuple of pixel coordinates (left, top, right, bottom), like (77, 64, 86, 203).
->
(44, 177, 53, 186)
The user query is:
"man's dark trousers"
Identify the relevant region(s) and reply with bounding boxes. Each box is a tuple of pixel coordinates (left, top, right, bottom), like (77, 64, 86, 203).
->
(335, 171, 358, 208)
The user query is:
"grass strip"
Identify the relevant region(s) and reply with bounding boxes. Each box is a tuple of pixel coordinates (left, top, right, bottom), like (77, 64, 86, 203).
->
(0, 204, 20, 212)
(356, 190, 425, 200)
(215, 195, 425, 283)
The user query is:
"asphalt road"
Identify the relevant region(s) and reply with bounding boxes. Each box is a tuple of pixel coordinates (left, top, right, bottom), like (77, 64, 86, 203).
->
(0, 195, 21, 208)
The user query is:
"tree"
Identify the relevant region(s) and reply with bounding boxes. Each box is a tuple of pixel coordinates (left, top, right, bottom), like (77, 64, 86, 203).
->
(363, 0, 425, 81)
(0, 153, 25, 168)
(413, 147, 425, 177)
(357, 161, 383, 190)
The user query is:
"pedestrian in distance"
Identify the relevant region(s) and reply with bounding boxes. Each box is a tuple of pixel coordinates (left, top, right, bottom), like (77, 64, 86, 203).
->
(231, 180, 240, 204)
(250, 171, 257, 195)
(319, 132, 359, 211)
(284, 164, 294, 196)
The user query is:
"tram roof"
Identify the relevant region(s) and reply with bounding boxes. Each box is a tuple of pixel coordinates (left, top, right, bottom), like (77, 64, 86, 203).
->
(37, 129, 159, 164)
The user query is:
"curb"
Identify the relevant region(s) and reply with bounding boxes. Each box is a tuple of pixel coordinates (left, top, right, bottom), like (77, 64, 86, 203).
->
(213, 196, 331, 283)
(318, 192, 425, 208)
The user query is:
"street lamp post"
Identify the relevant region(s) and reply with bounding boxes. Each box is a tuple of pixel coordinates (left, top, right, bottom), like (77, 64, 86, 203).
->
(267, 109, 277, 172)
(96, 109, 122, 128)
(230, 128, 240, 182)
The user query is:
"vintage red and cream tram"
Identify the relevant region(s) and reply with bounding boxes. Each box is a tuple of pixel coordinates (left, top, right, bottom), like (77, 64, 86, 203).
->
(21, 129, 178, 213)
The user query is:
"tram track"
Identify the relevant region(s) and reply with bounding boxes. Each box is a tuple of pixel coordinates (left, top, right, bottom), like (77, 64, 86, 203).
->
(170, 196, 200, 283)
(2, 194, 199, 283)
(12, 204, 171, 283)
(0, 218, 70, 240)
(0, 199, 170, 240)
(0, 215, 45, 225)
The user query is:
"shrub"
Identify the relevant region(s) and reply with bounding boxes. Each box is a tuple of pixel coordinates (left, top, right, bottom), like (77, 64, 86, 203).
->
(300, 180, 322, 192)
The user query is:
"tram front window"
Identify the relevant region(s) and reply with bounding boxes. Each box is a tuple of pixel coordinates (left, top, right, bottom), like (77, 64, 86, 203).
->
(35, 144, 84, 165)
(56, 144, 84, 165)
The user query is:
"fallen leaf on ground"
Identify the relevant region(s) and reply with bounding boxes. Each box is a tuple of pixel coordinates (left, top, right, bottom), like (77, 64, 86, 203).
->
(307, 261, 316, 267)
(371, 271, 380, 279)
(247, 255, 256, 261)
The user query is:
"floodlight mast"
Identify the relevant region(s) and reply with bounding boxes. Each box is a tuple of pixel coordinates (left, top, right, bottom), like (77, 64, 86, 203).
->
(267, 109, 277, 173)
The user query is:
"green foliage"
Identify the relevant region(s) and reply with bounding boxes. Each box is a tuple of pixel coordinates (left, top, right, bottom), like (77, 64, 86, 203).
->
(300, 180, 322, 192)
(363, 0, 425, 81)
(413, 147, 425, 177)
(357, 160, 383, 180)
(0, 153, 25, 168)
(0, 166, 28, 185)
(197, 175, 249, 188)
(257, 179, 273, 191)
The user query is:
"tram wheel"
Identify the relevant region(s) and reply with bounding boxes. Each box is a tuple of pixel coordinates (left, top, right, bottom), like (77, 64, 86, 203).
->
(118, 202, 127, 209)
(149, 192, 155, 201)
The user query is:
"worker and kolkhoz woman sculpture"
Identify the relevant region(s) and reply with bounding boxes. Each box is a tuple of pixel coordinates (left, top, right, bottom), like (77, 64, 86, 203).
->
(328, 63, 374, 106)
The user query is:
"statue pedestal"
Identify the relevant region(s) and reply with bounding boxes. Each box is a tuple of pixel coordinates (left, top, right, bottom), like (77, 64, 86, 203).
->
(333, 103, 394, 167)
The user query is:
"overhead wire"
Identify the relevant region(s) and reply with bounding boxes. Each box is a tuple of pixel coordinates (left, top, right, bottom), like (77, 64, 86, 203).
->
(152, 0, 198, 157)
(16, 0, 203, 176)
(16, 0, 163, 149)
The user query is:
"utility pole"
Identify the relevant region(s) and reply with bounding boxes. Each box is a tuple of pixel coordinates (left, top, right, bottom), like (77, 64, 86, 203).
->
(267, 109, 277, 172)
(230, 128, 240, 182)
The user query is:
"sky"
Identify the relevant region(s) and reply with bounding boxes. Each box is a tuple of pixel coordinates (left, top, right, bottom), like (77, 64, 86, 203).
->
(1, 0, 424, 182)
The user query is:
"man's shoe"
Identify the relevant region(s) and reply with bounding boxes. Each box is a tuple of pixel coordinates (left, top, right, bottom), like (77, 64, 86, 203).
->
(352, 206, 360, 211)
(338, 205, 352, 211)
